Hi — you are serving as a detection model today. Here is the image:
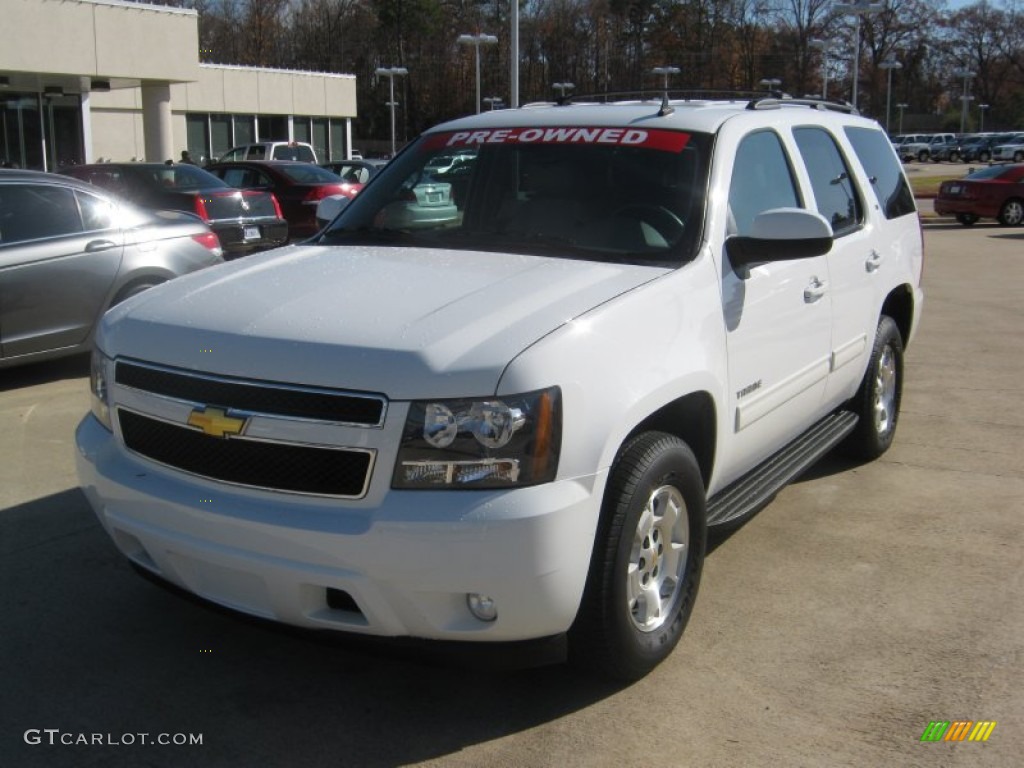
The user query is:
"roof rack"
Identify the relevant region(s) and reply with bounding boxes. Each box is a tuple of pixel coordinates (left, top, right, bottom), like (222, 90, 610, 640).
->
(746, 95, 859, 115)
(548, 89, 859, 116)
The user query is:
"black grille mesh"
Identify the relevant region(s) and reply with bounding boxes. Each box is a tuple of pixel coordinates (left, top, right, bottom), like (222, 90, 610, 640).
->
(116, 361, 384, 425)
(118, 409, 372, 497)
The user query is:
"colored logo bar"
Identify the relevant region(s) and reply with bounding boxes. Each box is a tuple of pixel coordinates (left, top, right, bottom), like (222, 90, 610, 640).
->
(920, 721, 996, 742)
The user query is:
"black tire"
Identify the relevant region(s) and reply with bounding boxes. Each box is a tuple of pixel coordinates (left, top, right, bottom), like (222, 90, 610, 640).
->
(917, 150, 929, 162)
(112, 280, 162, 307)
(842, 316, 904, 460)
(1014, 151, 1024, 163)
(949, 151, 960, 163)
(569, 432, 706, 681)
(997, 198, 1024, 226)
(979, 151, 991, 162)
(956, 213, 978, 227)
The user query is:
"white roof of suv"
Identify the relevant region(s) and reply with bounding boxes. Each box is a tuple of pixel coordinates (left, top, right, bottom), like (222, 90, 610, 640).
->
(424, 97, 871, 138)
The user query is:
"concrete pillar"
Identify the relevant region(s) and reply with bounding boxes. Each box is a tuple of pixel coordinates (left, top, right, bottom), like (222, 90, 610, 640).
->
(141, 83, 173, 163)
(81, 92, 94, 163)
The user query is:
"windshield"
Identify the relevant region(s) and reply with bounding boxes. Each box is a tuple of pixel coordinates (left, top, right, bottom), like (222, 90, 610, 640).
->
(317, 126, 710, 265)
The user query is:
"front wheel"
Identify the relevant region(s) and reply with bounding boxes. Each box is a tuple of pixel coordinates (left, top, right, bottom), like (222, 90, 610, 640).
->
(842, 316, 904, 460)
(956, 213, 978, 226)
(569, 432, 706, 681)
(979, 151, 991, 162)
(917, 150, 929, 162)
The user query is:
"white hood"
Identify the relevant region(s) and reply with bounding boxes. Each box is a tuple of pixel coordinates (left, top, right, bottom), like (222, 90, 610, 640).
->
(100, 244, 666, 399)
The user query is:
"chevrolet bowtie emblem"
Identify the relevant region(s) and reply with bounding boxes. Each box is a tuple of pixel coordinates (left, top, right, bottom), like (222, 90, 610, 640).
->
(187, 406, 247, 438)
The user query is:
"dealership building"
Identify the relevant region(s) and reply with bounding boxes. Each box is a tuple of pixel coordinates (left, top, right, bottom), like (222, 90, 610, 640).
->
(0, 0, 358, 170)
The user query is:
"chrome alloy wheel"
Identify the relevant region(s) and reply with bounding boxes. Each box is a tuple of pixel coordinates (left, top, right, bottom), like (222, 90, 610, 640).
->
(874, 344, 898, 437)
(627, 484, 689, 632)
(1001, 200, 1024, 226)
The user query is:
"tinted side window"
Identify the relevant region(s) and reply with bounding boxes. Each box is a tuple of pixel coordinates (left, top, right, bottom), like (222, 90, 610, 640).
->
(844, 127, 916, 219)
(728, 130, 801, 235)
(793, 127, 863, 236)
(0, 184, 83, 244)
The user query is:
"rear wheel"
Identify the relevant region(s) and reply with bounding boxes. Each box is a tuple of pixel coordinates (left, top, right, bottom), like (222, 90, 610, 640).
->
(569, 432, 706, 681)
(998, 199, 1024, 226)
(956, 213, 978, 227)
(1014, 151, 1024, 163)
(842, 316, 904, 460)
(949, 151, 961, 163)
(917, 150, 929, 162)
(979, 150, 991, 162)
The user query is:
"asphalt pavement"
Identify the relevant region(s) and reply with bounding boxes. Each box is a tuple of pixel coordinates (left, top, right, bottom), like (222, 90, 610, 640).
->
(1, 217, 1021, 768)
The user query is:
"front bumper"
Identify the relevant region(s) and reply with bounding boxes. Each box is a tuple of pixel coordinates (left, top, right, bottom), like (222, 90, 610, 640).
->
(76, 415, 600, 642)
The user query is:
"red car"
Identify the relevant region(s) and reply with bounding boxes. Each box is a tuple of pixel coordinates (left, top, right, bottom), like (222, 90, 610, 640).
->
(935, 163, 1024, 226)
(205, 160, 351, 239)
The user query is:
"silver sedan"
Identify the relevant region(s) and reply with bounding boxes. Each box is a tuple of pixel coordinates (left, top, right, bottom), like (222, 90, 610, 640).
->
(0, 170, 224, 368)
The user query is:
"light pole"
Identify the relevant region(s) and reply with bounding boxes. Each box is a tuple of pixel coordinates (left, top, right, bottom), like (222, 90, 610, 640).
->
(483, 96, 503, 111)
(978, 103, 989, 133)
(552, 81, 575, 99)
(375, 66, 408, 157)
(896, 102, 908, 134)
(879, 58, 902, 134)
(809, 39, 831, 99)
(953, 67, 975, 135)
(651, 66, 681, 95)
(458, 33, 498, 114)
(838, 0, 884, 109)
(759, 77, 782, 93)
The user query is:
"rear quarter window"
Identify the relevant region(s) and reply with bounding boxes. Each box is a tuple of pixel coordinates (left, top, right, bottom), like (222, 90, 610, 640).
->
(844, 127, 916, 220)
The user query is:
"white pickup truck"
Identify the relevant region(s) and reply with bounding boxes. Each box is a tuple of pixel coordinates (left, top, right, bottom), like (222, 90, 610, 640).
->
(77, 95, 923, 680)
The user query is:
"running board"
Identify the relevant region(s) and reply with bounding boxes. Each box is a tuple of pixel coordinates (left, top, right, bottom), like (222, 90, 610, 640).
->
(706, 410, 859, 526)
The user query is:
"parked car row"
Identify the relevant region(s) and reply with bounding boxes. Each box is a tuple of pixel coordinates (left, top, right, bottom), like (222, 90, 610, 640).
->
(891, 131, 1024, 163)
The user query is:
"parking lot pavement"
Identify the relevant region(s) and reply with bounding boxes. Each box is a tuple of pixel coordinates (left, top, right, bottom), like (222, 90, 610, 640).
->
(1, 223, 1022, 767)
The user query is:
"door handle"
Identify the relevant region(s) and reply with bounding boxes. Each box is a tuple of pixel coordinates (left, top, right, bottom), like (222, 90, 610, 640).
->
(865, 250, 883, 273)
(804, 277, 827, 303)
(85, 239, 118, 253)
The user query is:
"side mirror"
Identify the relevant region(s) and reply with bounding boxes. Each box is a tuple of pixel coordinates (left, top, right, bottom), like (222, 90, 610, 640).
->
(726, 208, 833, 266)
(316, 195, 350, 228)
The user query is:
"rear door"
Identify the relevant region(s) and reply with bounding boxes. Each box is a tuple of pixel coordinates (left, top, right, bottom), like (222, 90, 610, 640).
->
(790, 126, 877, 407)
(0, 184, 123, 359)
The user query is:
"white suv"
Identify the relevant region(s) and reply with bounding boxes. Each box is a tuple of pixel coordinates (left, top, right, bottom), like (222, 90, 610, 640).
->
(218, 141, 317, 163)
(77, 96, 923, 680)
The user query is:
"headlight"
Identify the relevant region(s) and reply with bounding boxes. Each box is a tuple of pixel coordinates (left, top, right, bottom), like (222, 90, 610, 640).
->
(90, 348, 113, 431)
(393, 387, 561, 489)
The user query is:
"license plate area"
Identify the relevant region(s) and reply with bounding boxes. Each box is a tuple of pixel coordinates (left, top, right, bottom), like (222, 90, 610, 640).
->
(243, 226, 261, 241)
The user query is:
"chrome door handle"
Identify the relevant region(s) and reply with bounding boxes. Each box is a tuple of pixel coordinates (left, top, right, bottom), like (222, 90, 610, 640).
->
(85, 239, 118, 253)
(804, 277, 827, 303)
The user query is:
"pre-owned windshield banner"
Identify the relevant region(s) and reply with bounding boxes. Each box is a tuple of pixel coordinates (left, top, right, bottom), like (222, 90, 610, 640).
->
(423, 128, 690, 153)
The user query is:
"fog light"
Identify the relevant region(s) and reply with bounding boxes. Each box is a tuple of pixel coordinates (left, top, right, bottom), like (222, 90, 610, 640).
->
(466, 593, 498, 622)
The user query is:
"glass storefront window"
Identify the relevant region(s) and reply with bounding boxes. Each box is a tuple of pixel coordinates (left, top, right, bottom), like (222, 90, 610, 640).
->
(311, 118, 328, 163)
(210, 114, 232, 161)
(186, 114, 210, 164)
